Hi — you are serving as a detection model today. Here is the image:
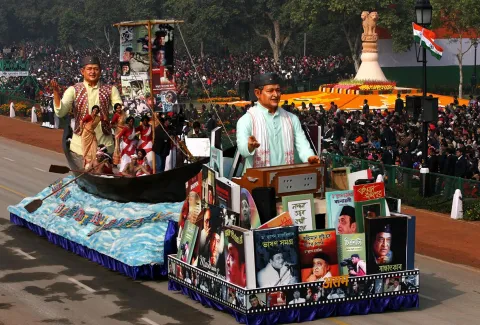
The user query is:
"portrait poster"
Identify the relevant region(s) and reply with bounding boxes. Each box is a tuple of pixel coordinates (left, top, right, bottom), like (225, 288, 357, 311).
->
(201, 164, 217, 206)
(119, 26, 134, 60)
(286, 287, 308, 305)
(383, 276, 402, 293)
(247, 292, 266, 311)
(151, 24, 174, 69)
(176, 220, 198, 264)
(282, 193, 316, 232)
(154, 87, 178, 113)
(240, 188, 260, 230)
(197, 204, 225, 279)
(120, 62, 130, 76)
(298, 229, 338, 282)
(151, 24, 177, 113)
(121, 73, 150, 100)
(119, 25, 150, 73)
(337, 233, 366, 276)
(365, 216, 407, 275)
(266, 291, 287, 307)
(325, 190, 355, 234)
(224, 226, 247, 287)
(252, 226, 300, 288)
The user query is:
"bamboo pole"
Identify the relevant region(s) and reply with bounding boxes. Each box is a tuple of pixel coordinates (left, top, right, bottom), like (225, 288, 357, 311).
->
(147, 20, 157, 174)
(113, 20, 184, 27)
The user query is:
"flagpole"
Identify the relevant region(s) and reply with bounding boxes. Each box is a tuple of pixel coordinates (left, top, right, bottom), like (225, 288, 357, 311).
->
(422, 46, 428, 168)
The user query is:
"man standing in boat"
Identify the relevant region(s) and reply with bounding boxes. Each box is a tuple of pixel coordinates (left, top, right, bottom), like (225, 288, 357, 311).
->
(236, 73, 320, 171)
(51, 56, 122, 157)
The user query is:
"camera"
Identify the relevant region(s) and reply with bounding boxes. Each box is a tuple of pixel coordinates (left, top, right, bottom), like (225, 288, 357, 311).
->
(340, 258, 355, 271)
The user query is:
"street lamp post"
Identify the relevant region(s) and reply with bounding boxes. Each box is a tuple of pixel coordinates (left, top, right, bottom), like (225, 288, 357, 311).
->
(472, 40, 478, 95)
(415, 0, 433, 197)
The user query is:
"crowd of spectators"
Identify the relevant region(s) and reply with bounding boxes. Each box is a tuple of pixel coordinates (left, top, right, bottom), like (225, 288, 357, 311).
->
(181, 95, 480, 182)
(0, 43, 350, 99)
(0, 43, 118, 98)
(174, 52, 351, 97)
(2, 42, 478, 182)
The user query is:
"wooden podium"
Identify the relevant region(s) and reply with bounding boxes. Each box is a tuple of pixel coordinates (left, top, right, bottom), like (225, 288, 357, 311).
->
(232, 163, 326, 198)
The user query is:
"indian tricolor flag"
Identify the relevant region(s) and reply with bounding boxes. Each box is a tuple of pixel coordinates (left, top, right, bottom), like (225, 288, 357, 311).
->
(412, 22, 443, 60)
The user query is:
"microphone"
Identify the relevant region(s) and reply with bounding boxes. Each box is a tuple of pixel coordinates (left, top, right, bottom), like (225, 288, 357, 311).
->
(283, 262, 296, 266)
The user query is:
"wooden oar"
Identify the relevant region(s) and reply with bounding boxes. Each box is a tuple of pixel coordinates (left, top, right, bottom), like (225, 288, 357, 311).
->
(24, 167, 93, 213)
(48, 164, 117, 177)
(49, 165, 76, 174)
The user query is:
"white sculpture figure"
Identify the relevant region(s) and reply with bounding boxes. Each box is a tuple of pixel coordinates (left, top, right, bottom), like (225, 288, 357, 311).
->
(355, 11, 387, 81)
(31, 106, 38, 123)
(9, 102, 15, 118)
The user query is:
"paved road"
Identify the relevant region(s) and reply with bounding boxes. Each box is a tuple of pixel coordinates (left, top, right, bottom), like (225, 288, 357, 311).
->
(0, 137, 478, 325)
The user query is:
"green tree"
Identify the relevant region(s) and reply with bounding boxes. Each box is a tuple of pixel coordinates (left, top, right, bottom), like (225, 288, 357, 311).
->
(243, 0, 308, 62)
(431, 0, 480, 98)
(164, 0, 236, 58)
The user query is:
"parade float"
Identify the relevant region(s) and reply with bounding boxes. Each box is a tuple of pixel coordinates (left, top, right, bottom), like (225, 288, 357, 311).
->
(7, 20, 214, 279)
(167, 12, 419, 323)
(8, 13, 421, 324)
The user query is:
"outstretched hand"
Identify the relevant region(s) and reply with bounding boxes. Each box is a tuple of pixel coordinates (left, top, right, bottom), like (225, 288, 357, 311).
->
(308, 156, 320, 164)
(248, 135, 260, 153)
(50, 80, 60, 93)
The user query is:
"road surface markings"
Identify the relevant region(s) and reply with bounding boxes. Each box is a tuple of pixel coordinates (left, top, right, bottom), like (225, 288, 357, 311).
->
(329, 318, 350, 325)
(0, 184, 26, 198)
(11, 248, 36, 260)
(34, 167, 46, 172)
(68, 278, 96, 293)
(3, 157, 14, 162)
(140, 317, 161, 325)
(419, 293, 436, 301)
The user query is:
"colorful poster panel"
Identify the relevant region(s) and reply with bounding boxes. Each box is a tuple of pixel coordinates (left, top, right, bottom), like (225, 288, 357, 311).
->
(298, 229, 338, 282)
(119, 25, 150, 73)
(240, 188, 260, 230)
(365, 216, 408, 275)
(326, 190, 355, 235)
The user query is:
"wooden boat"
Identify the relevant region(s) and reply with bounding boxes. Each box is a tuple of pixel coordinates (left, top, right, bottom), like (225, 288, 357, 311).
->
(61, 124, 219, 204)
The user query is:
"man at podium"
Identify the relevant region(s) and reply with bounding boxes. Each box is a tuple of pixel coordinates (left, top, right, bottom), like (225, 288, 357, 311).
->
(236, 73, 319, 171)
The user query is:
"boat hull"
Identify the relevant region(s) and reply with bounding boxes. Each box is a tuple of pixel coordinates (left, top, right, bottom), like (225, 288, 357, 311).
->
(62, 124, 207, 203)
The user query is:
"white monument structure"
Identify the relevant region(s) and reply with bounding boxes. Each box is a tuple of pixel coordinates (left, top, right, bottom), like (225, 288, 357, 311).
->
(354, 11, 388, 81)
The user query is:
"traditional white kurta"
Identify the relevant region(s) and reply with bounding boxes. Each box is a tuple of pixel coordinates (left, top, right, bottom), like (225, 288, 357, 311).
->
(165, 149, 176, 171)
(236, 103, 314, 172)
(257, 263, 296, 288)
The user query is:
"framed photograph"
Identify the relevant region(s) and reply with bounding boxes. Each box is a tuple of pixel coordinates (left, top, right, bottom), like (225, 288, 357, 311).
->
(354, 198, 387, 232)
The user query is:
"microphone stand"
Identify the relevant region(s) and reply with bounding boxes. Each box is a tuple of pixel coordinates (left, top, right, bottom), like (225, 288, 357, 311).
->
(302, 123, 319, 156)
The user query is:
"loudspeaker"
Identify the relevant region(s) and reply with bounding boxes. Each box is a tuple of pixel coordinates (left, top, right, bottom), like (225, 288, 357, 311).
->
(422, 97, 439, 122)
(238, 80, 250, 101)
(406, 96, 421, 114)
(249, 82, 257, 102)
(406, 95, 422, 121)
